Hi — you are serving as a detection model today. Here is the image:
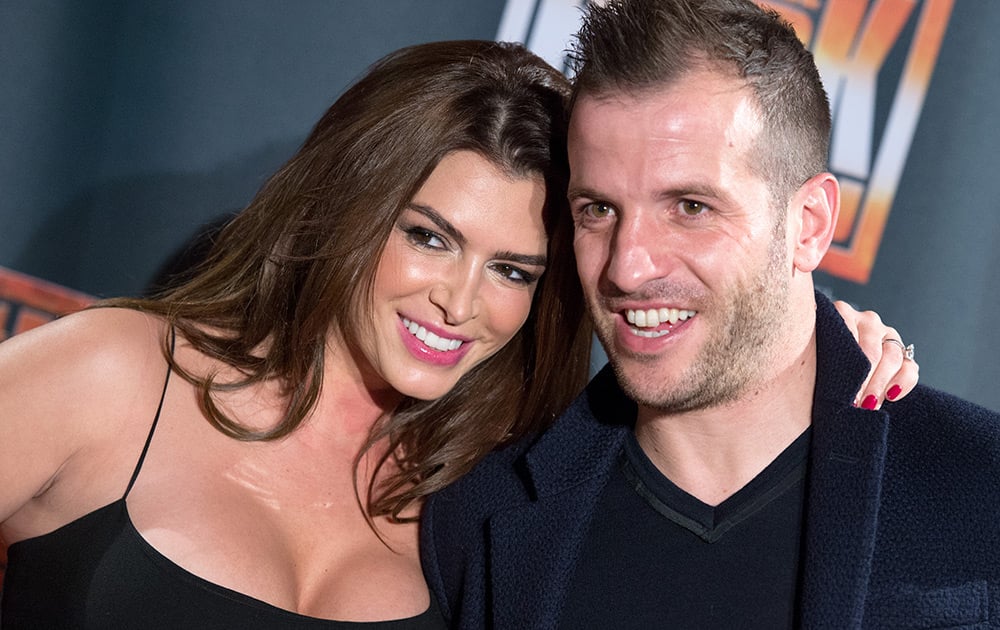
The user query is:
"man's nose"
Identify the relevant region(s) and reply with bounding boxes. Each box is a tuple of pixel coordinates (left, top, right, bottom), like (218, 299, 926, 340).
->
(604, 212, 673, 295)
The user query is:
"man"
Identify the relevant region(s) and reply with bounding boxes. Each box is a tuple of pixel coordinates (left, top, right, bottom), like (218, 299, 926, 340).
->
(421, 0, 1000, 627)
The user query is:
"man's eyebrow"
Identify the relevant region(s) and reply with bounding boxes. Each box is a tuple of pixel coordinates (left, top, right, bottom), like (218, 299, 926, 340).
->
(405, 203, 548, 267)
(567, 182, 737, 206)
(659, 182, 733, 204)
(566, 186, 602, 203)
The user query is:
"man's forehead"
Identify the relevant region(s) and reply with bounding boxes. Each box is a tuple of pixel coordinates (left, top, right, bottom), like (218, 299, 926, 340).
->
(568, 77, 762, 152)
(572, 65, 751, 111)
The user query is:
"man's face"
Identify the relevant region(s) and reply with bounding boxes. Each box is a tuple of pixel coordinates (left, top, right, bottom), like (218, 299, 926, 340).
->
(568, 70, 795, 414)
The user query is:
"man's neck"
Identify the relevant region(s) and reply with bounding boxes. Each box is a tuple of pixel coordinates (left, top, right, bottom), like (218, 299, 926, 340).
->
(633, 333, 817, 507)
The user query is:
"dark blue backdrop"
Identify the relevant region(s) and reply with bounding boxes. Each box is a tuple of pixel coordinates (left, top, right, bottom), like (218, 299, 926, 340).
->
(2, 0, 998, 411)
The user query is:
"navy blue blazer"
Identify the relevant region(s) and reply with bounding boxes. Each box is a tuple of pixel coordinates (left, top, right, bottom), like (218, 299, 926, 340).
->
(421, 294, 1000, 628)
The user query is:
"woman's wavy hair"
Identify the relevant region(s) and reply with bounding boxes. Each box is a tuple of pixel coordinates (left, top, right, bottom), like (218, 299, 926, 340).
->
(106, 40, 592, 521)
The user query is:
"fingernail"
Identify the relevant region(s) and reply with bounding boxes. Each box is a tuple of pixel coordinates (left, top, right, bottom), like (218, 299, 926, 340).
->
(861, 394, 878, 410)
(886, 384, 902, 401)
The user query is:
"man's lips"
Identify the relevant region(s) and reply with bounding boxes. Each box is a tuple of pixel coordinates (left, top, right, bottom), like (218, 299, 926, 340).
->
(616, 307, 698, 340)
(626, 307, 697, 327)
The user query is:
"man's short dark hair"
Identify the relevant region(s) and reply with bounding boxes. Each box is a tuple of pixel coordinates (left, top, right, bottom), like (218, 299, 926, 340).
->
(569, 0, 832, 204)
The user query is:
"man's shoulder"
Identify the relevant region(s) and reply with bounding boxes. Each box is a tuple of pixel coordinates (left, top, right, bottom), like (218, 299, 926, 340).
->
(862, 386, 1000, 596)
(889, 384, 1000, 434)
(427, 435, 536, 522)
(424, 364, 635, 527)
(885, 384, 1000, 473)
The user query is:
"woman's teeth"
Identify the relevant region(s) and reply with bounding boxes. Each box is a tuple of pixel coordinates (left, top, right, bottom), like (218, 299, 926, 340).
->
(402, 318, 463, 351)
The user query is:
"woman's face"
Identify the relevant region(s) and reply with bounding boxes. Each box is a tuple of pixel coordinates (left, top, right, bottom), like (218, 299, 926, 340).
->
(362, 150, 548, 401)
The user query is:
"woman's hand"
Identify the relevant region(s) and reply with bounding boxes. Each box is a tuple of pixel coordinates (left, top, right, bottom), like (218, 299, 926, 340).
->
(834, 300, 919, 410)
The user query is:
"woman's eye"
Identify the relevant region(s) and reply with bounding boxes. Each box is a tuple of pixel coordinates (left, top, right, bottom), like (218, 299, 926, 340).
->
(680, 200, 709, 216)
(405, 227, 446, 249)
(493, 263, 537, 286)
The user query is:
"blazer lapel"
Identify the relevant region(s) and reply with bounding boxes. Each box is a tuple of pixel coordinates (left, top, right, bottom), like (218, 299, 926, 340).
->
(798, 400, 889, 628)
(487, 478, 609, 629)
(487, 366, 633, 629)
(797, 293, 892, 627)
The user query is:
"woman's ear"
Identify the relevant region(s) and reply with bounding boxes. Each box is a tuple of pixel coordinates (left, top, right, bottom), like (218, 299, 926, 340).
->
(791, 172, 839, 272)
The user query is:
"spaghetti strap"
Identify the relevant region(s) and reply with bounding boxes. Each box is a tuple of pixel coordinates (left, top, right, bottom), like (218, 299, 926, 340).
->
(123, 325, 176, 499)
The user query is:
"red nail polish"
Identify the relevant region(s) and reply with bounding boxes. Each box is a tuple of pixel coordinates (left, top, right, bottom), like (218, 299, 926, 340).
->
(887, 384, 902, 401)
(861, 394, 878, 410)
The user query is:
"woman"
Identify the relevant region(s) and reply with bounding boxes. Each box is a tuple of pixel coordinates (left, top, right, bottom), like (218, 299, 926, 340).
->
(0, 41, 914, 627)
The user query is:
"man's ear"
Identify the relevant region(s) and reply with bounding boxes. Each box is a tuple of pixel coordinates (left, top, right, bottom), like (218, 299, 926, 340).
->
(791, 172, 839, 272)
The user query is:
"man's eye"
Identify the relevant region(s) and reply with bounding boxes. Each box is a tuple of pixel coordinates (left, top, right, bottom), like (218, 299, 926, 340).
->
(680, 200, 708, 216)
(583, 202, 615, 219)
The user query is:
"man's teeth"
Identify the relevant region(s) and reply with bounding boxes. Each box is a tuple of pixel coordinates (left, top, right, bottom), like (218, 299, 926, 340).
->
(402, 318, 463, 352)
(626, 308, 696, 327)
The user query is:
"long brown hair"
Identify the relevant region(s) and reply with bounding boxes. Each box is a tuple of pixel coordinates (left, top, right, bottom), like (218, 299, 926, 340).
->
(106, 40, 592, 520)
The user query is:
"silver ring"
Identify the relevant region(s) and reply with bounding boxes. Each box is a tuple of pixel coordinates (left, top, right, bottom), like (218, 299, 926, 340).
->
(882, 338, 915, 361)
(882, 338, 905, 352)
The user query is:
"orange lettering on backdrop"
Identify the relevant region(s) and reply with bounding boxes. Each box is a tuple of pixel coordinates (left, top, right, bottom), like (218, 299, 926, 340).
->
(762, 0, 954, 283)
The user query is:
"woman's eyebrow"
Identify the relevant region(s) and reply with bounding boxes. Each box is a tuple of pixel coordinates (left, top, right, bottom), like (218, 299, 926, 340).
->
(408, 203, 466, 246)
(495, 251, 547, 267)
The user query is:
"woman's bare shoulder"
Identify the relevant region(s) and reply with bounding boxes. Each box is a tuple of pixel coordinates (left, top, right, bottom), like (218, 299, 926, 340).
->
(0, 307, 173, 528)
(0, 307, 168, 391)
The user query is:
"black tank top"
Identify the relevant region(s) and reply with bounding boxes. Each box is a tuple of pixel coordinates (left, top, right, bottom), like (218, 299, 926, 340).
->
(0, 331, 445, 629)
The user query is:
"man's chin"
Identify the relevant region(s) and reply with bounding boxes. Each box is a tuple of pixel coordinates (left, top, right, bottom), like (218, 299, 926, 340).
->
(611, 359, 745, 415)
(610, 360, 684, 408)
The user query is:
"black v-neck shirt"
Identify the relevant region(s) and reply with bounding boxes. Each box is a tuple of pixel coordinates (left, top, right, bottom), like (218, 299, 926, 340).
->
(558, 428, 811, 629)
